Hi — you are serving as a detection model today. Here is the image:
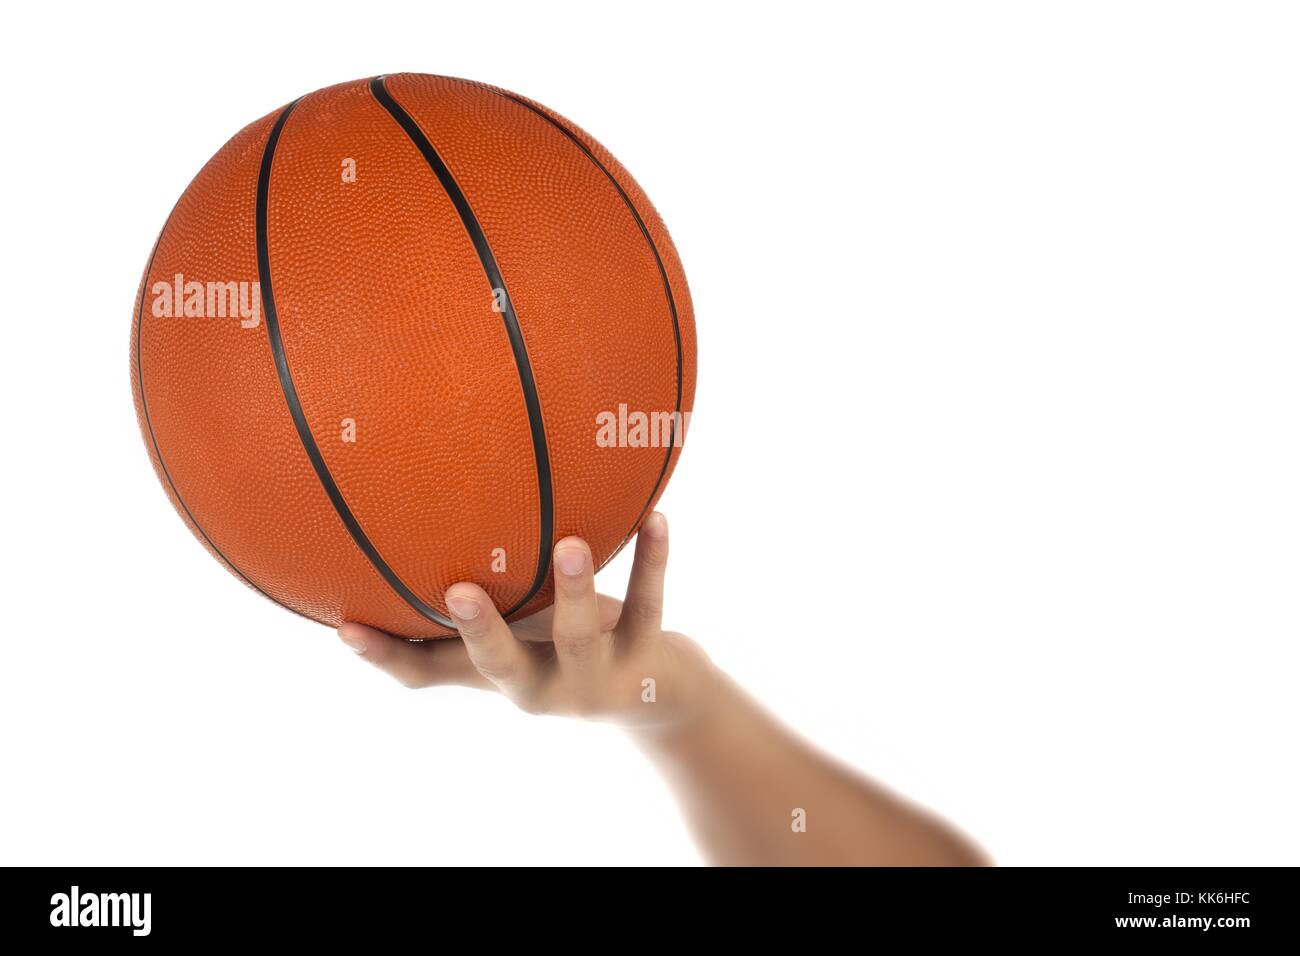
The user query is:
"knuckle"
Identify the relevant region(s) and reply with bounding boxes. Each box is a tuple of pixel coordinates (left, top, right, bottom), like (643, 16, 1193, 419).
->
(640, 542, 668, 567)
(555, 634, 597, 663)
(553, 576, 591, 601)
(470, 652, 517, 684)
(626, 600, 662, 630)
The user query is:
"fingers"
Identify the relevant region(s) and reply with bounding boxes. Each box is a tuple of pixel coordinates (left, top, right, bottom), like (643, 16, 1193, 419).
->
(595, 593, 625, 634)
(550, 537, 604, 673)
(620, 512, 669, 639)
(340, 525, 643, 714)
(444, 583, 540, 702)
(337, 622, 488, 690)
(511, 593, 624, 643)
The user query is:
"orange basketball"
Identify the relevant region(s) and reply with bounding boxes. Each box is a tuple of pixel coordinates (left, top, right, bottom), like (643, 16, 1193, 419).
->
(130, 74, 696, 638)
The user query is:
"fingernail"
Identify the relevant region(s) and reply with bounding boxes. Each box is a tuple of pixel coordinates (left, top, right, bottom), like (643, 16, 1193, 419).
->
(448, 594, 481, 620)
(643, 512, 667, 538)
(555, 547, 587, 576)
(339, 632, 367, 654)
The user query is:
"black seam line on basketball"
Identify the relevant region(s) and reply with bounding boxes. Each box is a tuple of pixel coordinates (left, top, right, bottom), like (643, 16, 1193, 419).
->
(133, 194, 328, 629)
(483, 86, 685, 550)
(256, 97, 455, 629)
(370, 75, 555, 617)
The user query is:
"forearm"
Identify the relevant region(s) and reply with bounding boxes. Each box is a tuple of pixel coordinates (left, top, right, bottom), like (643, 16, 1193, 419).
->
(631, 670, 988, 866)
(341, 513, 985, 865)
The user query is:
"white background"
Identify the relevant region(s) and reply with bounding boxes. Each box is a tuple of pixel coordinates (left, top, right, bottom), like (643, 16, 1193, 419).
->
(1, 1, 1296, 865)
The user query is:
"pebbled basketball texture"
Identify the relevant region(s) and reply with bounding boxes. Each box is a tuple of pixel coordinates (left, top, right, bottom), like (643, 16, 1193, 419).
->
(130, 74, 696, 638)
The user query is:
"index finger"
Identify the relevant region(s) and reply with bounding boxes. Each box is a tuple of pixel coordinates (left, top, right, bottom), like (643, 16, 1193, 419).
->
(445, 583, 541, 702)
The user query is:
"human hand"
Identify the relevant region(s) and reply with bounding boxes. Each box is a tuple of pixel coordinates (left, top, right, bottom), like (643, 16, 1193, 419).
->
(337, 513, 716, 733)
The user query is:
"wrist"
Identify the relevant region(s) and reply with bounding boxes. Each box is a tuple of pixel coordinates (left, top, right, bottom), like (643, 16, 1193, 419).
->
(625, 659, 743, 754)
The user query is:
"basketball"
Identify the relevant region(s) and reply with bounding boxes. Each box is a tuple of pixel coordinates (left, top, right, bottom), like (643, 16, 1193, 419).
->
(130, 74, 696, 638)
